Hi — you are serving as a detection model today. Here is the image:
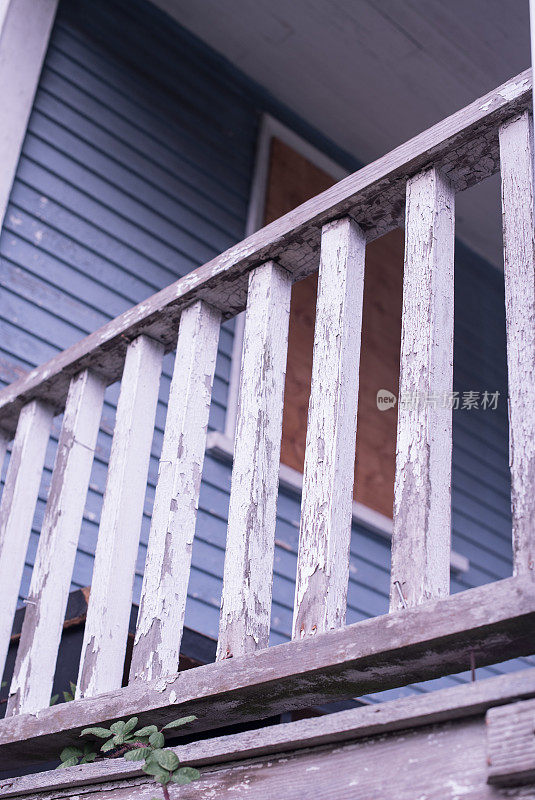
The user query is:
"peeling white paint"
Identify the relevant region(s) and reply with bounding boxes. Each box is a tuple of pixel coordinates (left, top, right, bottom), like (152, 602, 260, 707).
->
(390, 167, 454, 611)
(293, 217, 365, 639)
(131, 302, 221, 682)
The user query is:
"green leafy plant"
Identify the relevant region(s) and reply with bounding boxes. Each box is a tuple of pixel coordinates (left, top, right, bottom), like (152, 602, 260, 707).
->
(56, 715, 200, 799)
(49, 680, 77, 706)
(62, 681, 77, 703)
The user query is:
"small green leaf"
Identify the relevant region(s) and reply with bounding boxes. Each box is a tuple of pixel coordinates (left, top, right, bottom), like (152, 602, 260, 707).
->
(57, 757, 79, 769)
(69, 681, 77, 696)
(63, 690, 74, 702)
(149, 731, 165, 749)
(60, 746, 82, 762)
(81, 727, 112, 738)
(80, 752, 97, 764)
(124, 747, 152, 761)
(171, 766, 200, 785)
(49, 694, 59, 706)
(110, 720, 126, 735)
(163, 715, 196, 730)
(100, 739, 116, 753)
(134, 725, 158, 737)
(142, 759, 170, 784)
(155, 749, 179, 771)
(112, 734, 125, 745)
(123, 717, 138, 734)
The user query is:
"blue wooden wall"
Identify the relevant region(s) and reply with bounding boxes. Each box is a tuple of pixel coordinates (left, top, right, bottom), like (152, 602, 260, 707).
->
(0, 0, 528, 698)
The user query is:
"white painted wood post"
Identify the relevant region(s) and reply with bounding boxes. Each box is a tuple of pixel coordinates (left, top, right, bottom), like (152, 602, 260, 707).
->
(390, 167, 455, 611)
(0, 0, 58, 231)
(130, 301, 221, 683)
(76, 336, 164, 698)
(6, 370, 105, 715)
(0, 400, 53, 681)
(292, 218, 365, 640)
(499, 111, 535, 575)
(217, 261, 291, 660)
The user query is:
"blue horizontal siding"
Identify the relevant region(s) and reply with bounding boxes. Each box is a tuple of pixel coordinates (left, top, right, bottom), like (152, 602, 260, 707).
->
(0, 0, 528, 702)
(0, 0, 254, 632)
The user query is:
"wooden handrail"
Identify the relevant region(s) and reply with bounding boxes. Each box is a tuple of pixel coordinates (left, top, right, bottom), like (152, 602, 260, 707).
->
(0, 69, 530, 434)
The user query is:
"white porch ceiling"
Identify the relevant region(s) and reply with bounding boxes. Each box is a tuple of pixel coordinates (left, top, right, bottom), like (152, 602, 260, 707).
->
(154, 0, 530, 269)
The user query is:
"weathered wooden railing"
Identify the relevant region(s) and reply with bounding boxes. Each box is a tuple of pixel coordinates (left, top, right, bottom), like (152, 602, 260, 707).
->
(0, 69, 535, 772)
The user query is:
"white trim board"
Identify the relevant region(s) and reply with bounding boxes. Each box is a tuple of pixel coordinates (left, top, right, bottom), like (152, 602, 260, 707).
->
(0, 0, 58, 232)
(205, 431, 469, 574)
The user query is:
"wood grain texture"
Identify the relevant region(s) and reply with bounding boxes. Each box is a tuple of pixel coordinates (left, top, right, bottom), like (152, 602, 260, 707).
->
(0, 400, 53, 685)
(293, 218, 365, 639)
(499, 112, 535, 576)
(76, 336, 164, 699)
(217, 262, 291, 659)
(0, 70, 529, 434)
(0, 574, 534, 768)
(6, 715, 535, 799)
(487, 697, 535, 786)
(6, 370, 105, 716)
(4, 668, 535, 797)
(390, 168, 455, 611)
(130, 301, 221, 683)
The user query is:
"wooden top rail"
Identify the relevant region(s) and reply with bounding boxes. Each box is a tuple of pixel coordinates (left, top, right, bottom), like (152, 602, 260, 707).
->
(0, 68, 530, 434)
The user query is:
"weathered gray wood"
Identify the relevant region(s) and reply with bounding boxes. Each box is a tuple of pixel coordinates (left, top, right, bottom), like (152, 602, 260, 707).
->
(5, 714, 535, 799)
(0, 70, 530, 435)
(76, 337, 164, 699)
(293, 218, 365, 639)
(217, 262, 291, 659)
(487, 698, 535, 786)
(390, 167, 455, 611)
(130, 301, 221, 683)
(4, 668, 535, 797)
(6, 371, 105, 716)
(0, 400, 53, 684)
(0, 574, 533, 768)
(499, 112, 535, 576)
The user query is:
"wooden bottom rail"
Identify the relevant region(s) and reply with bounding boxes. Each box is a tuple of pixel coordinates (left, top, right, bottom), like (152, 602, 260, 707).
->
(0, 575, 534, 769)
(3, 669, 535, 799)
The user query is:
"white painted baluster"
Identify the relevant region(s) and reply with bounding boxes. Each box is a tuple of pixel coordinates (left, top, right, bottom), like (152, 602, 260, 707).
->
(0, 400, 53, 680)
(217, 261, 291, 660)
(390, 167, 455, 611)
(0, 431, 9, 482)
(7, 370, 105, 715)
(292, 218, 365, 640)
(130, 301, 221, 683)
(499, 111, 535, 575)
(76, 336, 164, 698)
